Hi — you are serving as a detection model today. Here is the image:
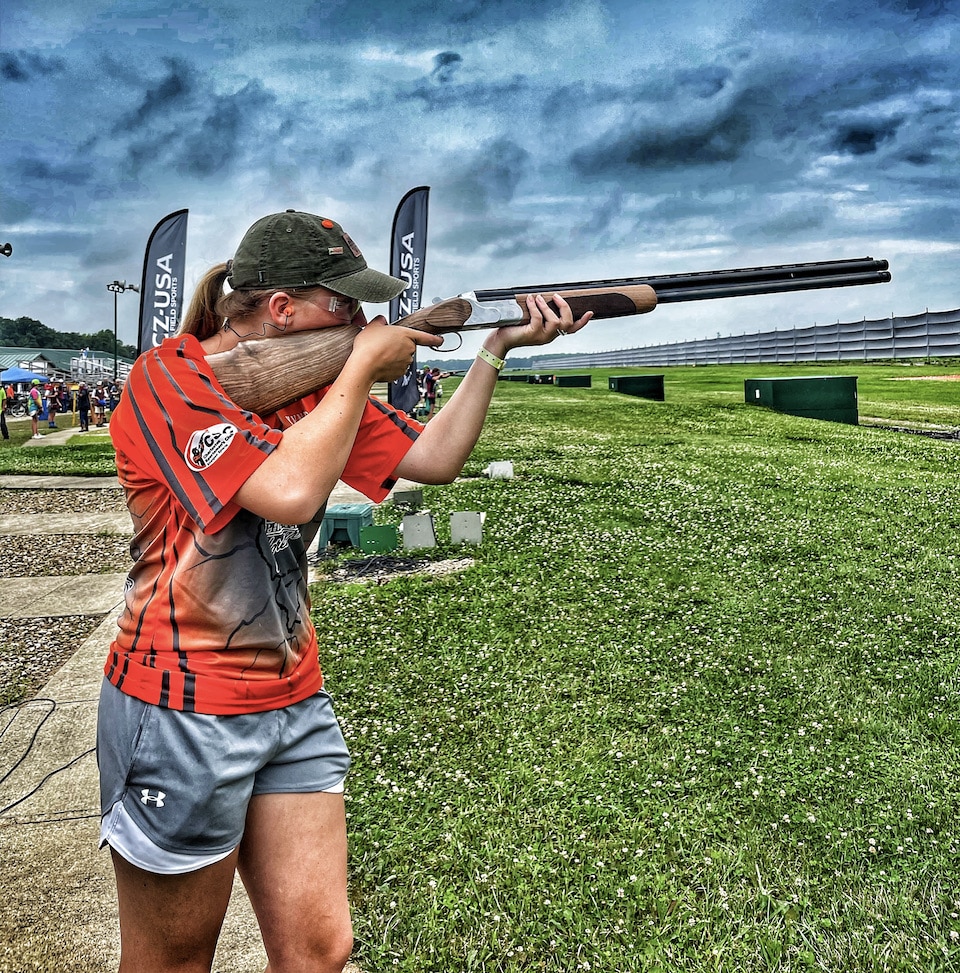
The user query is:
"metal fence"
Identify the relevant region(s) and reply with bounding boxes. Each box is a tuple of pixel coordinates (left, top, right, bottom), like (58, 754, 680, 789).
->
(534, 307, 960, 370)
(70, 354, 132, 383)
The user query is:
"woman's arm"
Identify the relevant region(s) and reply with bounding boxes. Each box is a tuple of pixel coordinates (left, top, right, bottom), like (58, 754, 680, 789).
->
(395, 293, 592, 484)
(235, 320, 442, 524)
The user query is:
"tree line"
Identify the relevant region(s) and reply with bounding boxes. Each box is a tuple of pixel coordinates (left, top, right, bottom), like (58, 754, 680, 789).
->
(0, 315, 138, 360)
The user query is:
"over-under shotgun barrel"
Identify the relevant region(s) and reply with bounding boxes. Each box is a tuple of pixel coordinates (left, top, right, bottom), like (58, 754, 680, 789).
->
(475, 257, 891, 304)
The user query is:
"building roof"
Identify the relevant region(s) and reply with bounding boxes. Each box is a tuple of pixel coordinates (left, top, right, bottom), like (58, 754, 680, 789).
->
(0, 345, 135, 379)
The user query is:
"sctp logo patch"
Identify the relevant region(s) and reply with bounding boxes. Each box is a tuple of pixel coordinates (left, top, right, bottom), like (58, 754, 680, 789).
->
(185, 423, 237, 471)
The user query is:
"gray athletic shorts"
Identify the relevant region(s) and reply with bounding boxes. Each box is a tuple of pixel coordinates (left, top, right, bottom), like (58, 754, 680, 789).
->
(97, 679, 350, 873)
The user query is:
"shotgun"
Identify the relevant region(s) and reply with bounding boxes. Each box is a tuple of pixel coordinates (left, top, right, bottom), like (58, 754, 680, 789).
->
(207, 256, 890, 416)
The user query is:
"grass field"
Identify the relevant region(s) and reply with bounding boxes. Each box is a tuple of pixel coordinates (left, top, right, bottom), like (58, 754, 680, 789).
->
(5, 362, 960, 971)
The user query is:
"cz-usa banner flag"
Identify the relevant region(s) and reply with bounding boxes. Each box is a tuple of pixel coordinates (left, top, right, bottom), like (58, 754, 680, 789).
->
(388, 186, 429, 416)
(137, 209, 188, 355)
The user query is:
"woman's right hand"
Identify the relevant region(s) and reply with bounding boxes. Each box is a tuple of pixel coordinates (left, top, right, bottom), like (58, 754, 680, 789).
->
(349, 316, 443, 384)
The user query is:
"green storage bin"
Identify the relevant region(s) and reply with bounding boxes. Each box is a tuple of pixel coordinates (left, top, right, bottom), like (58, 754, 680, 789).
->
(744, 376, 858, 425)
(360, 524, 399, 553)
(317, 502, 374, 549)
(609, 374, 665, 401)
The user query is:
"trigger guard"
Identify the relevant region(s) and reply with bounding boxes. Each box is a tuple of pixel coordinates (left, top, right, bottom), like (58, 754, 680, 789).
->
(435, 333, 464, 354)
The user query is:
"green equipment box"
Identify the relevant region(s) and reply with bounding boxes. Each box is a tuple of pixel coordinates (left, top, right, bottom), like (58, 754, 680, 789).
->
(744, 375, 858, 425)
(317, 502, 374, 550)
(609, 374, 665, 401)
(554, 374, 592, 388)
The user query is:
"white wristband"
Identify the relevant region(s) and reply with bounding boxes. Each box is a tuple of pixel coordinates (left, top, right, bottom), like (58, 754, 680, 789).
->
(477, 347, 506, 372)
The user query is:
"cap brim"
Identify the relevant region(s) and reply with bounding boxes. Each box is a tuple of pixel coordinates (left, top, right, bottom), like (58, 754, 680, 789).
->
(323, 267, 406, 303)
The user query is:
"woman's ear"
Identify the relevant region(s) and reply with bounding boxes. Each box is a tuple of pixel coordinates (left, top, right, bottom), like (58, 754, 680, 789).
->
(267, 291, 293, 323)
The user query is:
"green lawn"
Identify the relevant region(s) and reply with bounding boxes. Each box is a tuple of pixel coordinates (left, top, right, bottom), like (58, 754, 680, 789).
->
(7, 364, 960, 970)
(315, 365, 960, 972)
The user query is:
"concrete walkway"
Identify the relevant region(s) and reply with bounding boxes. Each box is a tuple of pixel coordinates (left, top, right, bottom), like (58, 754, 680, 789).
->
(0, 439, 409, 971)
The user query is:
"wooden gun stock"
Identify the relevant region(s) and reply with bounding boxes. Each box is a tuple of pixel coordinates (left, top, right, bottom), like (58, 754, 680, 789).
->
(207, 324, 362, 417)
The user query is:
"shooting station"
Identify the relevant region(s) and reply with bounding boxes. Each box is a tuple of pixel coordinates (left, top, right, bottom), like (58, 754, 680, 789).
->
(744, 375, 859, 425)
(554, 375, 592, 388)
(609, 374, 666, 401)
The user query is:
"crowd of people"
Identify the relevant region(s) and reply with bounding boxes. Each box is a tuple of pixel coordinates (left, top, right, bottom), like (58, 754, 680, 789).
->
(0, 378, 122, 439)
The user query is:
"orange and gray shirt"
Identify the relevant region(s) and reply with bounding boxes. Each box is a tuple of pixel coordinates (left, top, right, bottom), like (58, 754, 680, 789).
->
(105, 333, 421, 715)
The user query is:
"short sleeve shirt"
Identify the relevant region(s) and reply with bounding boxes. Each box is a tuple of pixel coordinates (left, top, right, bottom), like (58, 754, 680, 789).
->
(105, 334, 422, 715)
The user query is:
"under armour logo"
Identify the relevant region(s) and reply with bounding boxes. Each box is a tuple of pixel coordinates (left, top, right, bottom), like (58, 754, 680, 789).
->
(140, 789, 166, 808)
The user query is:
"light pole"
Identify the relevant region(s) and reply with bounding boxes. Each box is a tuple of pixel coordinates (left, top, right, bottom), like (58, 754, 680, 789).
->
(107, 280, 140, 381)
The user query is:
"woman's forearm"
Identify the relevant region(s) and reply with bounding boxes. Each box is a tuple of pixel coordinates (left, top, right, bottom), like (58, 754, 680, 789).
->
(394, 336, 507, 484)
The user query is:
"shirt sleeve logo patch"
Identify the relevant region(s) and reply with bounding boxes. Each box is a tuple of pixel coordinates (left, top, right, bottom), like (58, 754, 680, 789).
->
(184, 423, 237, 471)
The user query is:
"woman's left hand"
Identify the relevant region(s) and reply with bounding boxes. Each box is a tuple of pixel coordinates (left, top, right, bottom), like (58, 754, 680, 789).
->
(493, 292, 593, 353)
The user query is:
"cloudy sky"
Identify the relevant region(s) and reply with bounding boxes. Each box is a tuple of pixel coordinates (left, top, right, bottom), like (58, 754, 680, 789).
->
(1, 0, 958, 357)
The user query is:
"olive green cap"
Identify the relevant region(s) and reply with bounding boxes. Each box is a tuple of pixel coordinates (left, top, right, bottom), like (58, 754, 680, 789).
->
(227, 209, 405, 302)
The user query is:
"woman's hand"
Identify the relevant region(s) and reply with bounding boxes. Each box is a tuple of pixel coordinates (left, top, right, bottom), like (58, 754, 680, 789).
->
(348, 316, 443, 384)
(489, 292, 593, 356)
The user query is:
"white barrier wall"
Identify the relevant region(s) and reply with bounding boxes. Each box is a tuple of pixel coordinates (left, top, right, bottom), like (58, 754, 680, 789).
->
(534, 308, 960, 370)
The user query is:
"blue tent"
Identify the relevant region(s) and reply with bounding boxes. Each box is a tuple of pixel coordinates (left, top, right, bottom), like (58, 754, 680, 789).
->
(0, 367, 48, 383)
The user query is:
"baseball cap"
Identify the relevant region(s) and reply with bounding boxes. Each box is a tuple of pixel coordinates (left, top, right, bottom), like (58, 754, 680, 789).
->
(31, 378, 40, 385)
(227, 209, 405, 303)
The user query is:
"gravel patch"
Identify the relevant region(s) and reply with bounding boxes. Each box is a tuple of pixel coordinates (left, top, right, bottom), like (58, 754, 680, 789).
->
(0, 486, 132, 578)
(0, 490, 126, 516)
(0, 615, 105, 706)
(314, 554, 476, 584)
(0, 487, 129, 704)
(0, 535, 131, 578)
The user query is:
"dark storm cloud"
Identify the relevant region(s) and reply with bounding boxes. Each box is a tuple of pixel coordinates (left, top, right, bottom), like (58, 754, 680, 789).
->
(400, 70, 528, 111)
(865, 0, 960, 19)
(673, 65, 733, 100)
(431, 51, 463, 83)
(566, 36, 956, 187)
(14, 229, 97, 257)
(111, 56, 196, 134)
(445, 137, 532, 214)
(103, 58, 280, 179)
(299, 0, 574, 43)
(753, 0, 960, 29)
(731, 201, 832, 240)
(4, 148, 100, 222)
(0, 51, 66, 81)
(567, 81, 761, 175)
(833, 120, 901, 156)
(433, 216, 558, 261)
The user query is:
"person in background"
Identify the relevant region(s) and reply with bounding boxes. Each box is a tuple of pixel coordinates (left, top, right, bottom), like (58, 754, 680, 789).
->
(45, 382, 59, 429)
(76, 382, 91, 432)
(96, 207, 592, 973)
(423, 366, 449, 419)
(93, 384, 107, 426)
(0, 383, 8, 440)
(28, 378, 43, 438)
